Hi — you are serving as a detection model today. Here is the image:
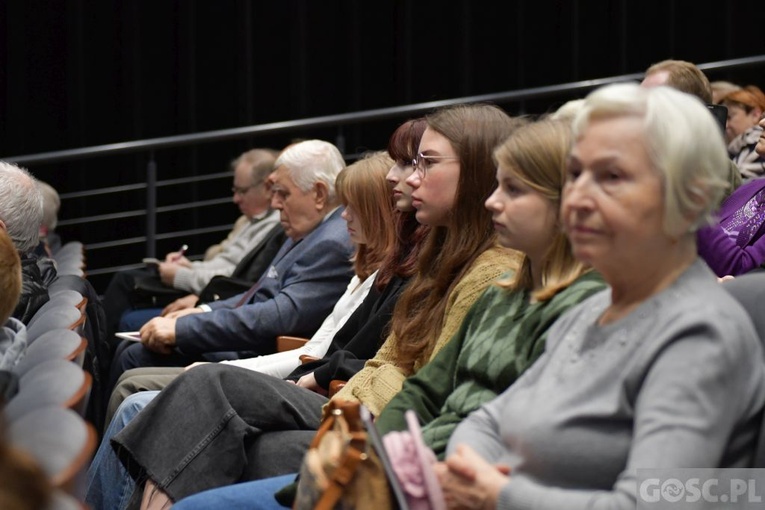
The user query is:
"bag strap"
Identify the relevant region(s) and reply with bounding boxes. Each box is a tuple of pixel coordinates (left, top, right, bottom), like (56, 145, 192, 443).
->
(312, 400, 368, 510)
(311, 399, 359, 447)
(311, 404, 340, 449)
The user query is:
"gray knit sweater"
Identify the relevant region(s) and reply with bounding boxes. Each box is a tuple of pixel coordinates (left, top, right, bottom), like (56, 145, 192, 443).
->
(448, 259, 765, 510)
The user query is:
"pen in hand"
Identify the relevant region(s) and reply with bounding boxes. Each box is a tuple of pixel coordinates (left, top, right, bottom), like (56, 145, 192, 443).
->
(170, 244, 188, 263)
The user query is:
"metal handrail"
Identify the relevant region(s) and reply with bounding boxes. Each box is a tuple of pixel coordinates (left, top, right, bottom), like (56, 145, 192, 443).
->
(5, 54, 762, 285)
(5, 54, 764, 166)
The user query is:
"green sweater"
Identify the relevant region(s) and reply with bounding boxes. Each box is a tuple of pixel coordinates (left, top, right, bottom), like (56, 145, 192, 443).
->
(375, 270, 606, 458)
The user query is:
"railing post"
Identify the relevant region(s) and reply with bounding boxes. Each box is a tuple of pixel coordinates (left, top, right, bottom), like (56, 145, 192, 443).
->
(146, 152, 157, 258)
(335, 127, 346, 156)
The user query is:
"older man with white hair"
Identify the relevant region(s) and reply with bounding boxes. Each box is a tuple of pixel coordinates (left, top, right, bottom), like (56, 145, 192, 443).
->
(110, 140, 354, 379)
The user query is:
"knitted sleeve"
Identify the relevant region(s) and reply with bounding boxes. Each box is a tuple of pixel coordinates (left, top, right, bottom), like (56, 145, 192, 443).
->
(331, 246, 515, 416)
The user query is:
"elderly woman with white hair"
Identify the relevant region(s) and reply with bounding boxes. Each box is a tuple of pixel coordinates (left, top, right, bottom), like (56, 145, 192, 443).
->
(436, 83, 765, 510)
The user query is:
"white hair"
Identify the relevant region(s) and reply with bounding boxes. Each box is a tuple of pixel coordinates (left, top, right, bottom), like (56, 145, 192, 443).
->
(274, 140, 345, 203)
(37, 180, 61, 231)
(0, 162, 43, 254)
(550, 99, 586, 123)
(572, 83, 729, 235)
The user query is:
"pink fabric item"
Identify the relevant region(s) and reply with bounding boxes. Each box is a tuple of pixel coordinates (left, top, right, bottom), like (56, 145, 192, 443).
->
(382, 410, 446, 510)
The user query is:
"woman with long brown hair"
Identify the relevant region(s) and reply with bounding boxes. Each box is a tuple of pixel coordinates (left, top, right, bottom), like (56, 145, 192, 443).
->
(104, 105, 521, 509)
(375, 119, 605, 461)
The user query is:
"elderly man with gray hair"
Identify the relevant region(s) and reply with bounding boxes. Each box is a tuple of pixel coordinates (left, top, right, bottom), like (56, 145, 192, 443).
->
(110, 139, 355, 380)
(0, 162, 54, 323)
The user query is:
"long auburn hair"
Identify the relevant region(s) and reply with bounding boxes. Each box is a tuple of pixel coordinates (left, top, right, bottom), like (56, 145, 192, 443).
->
(392, 104, 524, 372)
(375, 118, 430, 289)
(335, 152, 398, 281)
(494, 119, 591, 301)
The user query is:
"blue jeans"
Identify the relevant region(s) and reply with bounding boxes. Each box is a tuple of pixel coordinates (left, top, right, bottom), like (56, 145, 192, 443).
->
(119, 307, 162, 331)
(85, 391, 160, 510)
(172, 474, 296, 510)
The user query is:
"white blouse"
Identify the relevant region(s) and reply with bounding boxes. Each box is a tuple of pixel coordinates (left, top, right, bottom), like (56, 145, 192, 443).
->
(219, 270, 378, 378)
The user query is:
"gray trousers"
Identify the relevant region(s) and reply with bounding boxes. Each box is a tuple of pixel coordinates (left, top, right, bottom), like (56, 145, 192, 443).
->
(106, 366, 184, 426)
(112, 363, 324, 502)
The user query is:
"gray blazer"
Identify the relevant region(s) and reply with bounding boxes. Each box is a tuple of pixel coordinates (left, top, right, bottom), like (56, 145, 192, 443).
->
(175, 208, 354, 357)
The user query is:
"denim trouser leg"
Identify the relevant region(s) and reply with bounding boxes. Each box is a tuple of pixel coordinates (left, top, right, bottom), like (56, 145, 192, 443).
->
(172, 474, 296, 510)
(85, 391, 160, 510)
(112, 364, 327, 502)
(118, 307, 163, 331)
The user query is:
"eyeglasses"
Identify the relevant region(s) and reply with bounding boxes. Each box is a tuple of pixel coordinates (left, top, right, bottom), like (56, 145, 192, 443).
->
(231, 181, 264, 195)
(231, 185, 254, 195)
(412, 153, 459, 177)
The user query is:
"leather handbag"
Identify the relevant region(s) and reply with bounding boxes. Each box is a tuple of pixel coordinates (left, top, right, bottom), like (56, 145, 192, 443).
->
(293, 399, 393, 510)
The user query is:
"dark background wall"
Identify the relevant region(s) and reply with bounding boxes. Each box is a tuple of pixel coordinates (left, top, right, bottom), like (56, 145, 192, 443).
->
(1, 0, 763, 291)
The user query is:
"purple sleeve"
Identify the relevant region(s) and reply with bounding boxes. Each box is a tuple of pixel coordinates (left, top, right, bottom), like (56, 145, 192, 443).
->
(697, 179, 765, 277)
(697, 223, 765, 276)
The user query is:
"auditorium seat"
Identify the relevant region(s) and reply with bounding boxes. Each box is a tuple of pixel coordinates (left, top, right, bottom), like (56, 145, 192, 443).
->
(14, 329, 88, 375)
(4, 359, 92, 421)
(27, 292, 87, 329)
(26, 306, 86, 342)
(8, 405, 96, 499)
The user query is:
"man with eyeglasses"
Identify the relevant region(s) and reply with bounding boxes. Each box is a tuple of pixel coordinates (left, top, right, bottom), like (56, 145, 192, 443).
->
(109, 139, 354, 383)
(102, 148, 284, 347)
(156, 149, 283, 297)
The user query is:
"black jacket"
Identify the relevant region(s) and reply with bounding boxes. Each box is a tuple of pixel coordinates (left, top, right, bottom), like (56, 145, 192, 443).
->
(13, 254, 56, 325)
(286, 275, 409, 389)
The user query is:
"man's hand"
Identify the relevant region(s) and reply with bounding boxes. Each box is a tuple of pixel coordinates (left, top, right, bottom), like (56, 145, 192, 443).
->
(165, 307, 205, 320)
(158, 262, 182, 286)
(162, 294, 200, 316)
(139, 317, 178, 355)
(164, 252, 192, 267)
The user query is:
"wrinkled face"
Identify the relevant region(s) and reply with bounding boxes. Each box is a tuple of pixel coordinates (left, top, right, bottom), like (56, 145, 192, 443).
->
(485, 166, 557, 262)
(725, 104, 761, 142)
(386, 162, 416, 212)
(756, 114, 765, 157)
(269, 165, 325, 241)
(340, 205, 366, 245)
(405, 128, 459, 227)
(562, 116, 667, 278)
(232, 162, 270, 219)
